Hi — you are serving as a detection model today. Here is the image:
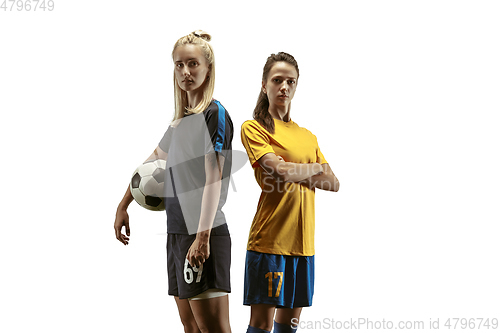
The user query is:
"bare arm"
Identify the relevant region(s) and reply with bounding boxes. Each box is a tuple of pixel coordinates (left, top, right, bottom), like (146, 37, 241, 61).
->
(299, 163, 340, 192)
(144, 146, 168, 162)
(186, 152, 225, 266)
(114, 146, 168, 245)
(258, 152, 323, 183)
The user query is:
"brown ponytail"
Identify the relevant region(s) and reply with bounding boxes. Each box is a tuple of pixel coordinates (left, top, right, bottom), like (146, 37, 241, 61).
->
(253, 52, 299, 134)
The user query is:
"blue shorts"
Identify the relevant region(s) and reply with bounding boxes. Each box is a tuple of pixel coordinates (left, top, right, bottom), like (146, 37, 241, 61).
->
(243, 250, 314, 308)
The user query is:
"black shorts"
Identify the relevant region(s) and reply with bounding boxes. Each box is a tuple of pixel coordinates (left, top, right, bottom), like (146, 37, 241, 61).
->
(167, 233, 231, 299)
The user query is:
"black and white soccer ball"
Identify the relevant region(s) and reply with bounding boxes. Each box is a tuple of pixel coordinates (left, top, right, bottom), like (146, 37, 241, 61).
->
(130, 159, 166, 211)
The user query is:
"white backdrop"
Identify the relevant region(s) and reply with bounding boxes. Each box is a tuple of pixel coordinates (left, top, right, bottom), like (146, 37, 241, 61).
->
(1, 1, 499, 332)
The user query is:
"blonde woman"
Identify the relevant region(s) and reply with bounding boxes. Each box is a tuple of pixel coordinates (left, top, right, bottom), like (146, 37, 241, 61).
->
(114, 31, 233, 333)
(241, 52, 339, 333)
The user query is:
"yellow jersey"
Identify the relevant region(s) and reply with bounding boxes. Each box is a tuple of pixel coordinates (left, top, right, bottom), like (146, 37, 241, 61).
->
(240, 118, 328, 256)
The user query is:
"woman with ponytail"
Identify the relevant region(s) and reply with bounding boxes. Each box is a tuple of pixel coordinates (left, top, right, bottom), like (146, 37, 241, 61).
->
(114, 30, 233, 333)
(241, 52, 340, 333)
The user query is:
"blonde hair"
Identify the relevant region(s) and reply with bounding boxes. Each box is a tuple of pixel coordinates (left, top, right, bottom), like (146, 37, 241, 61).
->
(172, 30, 215, 121)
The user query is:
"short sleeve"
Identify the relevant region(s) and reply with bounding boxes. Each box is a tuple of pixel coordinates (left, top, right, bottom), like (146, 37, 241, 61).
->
(203, 100, 233, 158)
(158, 126, 173, 153)
(315, 136, 328, 165)
(241, 120, 275, 168)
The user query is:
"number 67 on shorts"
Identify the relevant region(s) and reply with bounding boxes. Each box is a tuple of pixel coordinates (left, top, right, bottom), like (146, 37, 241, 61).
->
(184, 259, 203, 284)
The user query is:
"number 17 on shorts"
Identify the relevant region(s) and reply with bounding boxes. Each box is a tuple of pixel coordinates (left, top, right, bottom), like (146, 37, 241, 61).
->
(244, 250, 315, 307)
(265, 271, 283, 297)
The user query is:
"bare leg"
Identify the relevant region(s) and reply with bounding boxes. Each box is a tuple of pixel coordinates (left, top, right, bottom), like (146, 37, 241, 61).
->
(175, 296, 201, 333)
(249, 304, 276, 332)
(189, 295, 231, 333)
(275, 307, 302, 327)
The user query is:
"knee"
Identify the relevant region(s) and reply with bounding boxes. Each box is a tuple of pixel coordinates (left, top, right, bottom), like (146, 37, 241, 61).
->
(197, 321, 231, 333)
(184, 327, 201, 333)
(181, 321, 201, 333)
(249, 319, 273, 332)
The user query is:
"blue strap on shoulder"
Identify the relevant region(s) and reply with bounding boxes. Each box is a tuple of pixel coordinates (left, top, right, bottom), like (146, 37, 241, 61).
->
(213, 100, 226, 152)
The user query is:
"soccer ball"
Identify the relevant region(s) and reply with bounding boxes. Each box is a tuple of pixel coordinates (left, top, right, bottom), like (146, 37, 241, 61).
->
(130, 159, 166, 211)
